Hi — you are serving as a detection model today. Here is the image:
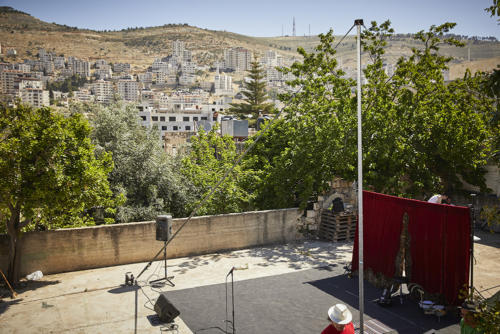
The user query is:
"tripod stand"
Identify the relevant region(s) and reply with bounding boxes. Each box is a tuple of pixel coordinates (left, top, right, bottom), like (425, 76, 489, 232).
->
(150, 240, 175, 287)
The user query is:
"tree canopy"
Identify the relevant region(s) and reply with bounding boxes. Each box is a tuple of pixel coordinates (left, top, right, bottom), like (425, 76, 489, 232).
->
(242, 21, 496, 209)
(0, 104, 115, 282)
(229, 57, 275, 119)
(82, 102, 195, 222)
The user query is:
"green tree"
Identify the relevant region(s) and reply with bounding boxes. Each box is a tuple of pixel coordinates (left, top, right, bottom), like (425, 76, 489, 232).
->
(82, 102, 194, 222)
(244, 22, 495, 209)
(0, 104, 114, 283)
(181, 125, 256, 215)
(229, 57, 274, 119)
(485, 0, 500, 18)
(244, 31, 356, 209)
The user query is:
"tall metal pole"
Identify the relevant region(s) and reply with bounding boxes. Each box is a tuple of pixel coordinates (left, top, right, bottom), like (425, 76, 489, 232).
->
(355, 18, 364, 334)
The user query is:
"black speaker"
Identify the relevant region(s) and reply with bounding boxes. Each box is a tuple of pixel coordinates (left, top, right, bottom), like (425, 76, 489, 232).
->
(156, 215, 172, 241)
(154, 292, 180, 323)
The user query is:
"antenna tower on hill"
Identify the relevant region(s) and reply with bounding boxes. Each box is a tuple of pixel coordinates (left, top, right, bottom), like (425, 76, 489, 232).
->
(293, 17, 296, 37)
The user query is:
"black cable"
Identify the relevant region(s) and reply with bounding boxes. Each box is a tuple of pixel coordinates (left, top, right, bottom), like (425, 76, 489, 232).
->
(333, 24, 355, 50)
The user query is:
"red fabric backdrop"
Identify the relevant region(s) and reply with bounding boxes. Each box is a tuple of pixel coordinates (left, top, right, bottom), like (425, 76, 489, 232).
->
(351, 191, 470, 305)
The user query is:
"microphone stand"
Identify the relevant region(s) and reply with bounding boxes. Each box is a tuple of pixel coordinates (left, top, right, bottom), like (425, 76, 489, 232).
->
(225, 267, 235, 334)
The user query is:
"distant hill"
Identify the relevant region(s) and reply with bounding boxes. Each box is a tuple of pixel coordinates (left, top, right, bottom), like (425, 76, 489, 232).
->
(1, 6, 498, 78)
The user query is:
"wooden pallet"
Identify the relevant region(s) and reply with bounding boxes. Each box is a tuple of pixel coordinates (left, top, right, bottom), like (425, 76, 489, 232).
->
(319, 212, 357, 242)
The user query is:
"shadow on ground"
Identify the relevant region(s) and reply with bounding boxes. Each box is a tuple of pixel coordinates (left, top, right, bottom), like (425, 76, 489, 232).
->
(474, 229, 500, 248)
(307, 274, 460, 333)
(172, 241, 352, 275)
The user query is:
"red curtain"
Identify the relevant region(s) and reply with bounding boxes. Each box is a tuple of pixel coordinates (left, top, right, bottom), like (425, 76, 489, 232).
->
(351, 191, 470, 305)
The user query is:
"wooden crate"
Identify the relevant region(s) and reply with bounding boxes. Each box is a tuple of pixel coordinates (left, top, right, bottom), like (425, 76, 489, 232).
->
(319, 212, 357, 242)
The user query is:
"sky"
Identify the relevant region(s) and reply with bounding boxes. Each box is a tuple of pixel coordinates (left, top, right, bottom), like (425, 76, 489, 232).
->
(1, 0, 499, 39)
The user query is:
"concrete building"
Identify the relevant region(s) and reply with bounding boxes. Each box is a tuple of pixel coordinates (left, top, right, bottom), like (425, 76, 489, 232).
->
(19, 87, 50, 108)
(74, 89, 94, 103)
(69, 58, 90, 77)
(113, 63, 131, 74)
(214, 67, 233, 95)
(181, 61, 196, 74)
(179, 73, 195, 86)
(224, 47, 252, 72)
(117, 79, 139, 102)
(138, 107, 214, 140)
(0, 69, 27, 96)
(92, 80, 114, 104)
(54, 56, 66, 69)
(172, 40, 185, 58)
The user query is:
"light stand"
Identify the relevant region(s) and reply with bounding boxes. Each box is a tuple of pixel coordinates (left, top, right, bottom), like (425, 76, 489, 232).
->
(469, 194, 476, 299)
(150, 240, 175, 287)
(225, 267, 235, 334)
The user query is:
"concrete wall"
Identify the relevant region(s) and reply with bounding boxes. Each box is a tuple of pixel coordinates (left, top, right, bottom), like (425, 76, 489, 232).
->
(0, 209, 300, 276)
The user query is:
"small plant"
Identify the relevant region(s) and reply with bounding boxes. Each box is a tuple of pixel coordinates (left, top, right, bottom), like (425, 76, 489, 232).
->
(480, 204, 500, 232)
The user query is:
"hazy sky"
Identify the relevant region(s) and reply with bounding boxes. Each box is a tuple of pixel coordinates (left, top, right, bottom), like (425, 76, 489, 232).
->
(2, 0, 499, 38)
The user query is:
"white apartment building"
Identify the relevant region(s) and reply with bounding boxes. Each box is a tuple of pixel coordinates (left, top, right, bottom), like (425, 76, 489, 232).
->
(74, 89, 94, 103)
(92, 80, 114, 104)
(19, 79, 43, 90)
(113, 63, 131, 73)
(117, 79, 139, 102)
(138, 72, 153, 84)
(182, 49, 192, 63)
(224, 47, 252, 72)
(19, 88, 49, 108)
(16, 63, 31, 72)
(0, 69, 27, 95)
(172, 40, 185, 58)
(181, 61, 196, 74)
(69, 58, 90, 77)
(178, 73, 196, 86)
(95, 66, 112, 79)
(214, 68, 233, 95)
(53, 56, 65, 69)
(95, 59, 108, 68)
(138, 107, 214, 139)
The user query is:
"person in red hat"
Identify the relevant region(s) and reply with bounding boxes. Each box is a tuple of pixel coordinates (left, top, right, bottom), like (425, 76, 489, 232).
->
(321, 303, 355, 334)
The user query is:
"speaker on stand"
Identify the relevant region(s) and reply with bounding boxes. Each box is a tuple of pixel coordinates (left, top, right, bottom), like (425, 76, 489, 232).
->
(151, 215, 175, 286)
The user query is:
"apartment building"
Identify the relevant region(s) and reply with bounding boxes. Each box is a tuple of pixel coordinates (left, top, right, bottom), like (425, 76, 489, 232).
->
(92, 80, 114, 104)
(117, 79, 139, 102)
(179, 73, 195, 86)
(53, 56, 65, 69)
(172, 40, 185, 58)
(224, 47, 252, 72)
(19, 87, 49, 108)
(113, 63, 131, 74)
(15, 63, 31, 72)
(214, 68, 233, 95)
(0, 69, 27, 95)
(74, 89, 94, 103)
(68, 58, 90, 77)
(138, 107, 214, 139)
(181, 61, 196, 74)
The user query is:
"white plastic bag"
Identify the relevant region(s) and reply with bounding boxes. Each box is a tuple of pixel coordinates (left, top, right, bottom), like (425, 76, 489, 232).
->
(26, 270, 43, 281)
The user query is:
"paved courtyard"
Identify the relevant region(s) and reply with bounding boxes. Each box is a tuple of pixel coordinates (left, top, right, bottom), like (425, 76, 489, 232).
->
(1, 231, 499, 333)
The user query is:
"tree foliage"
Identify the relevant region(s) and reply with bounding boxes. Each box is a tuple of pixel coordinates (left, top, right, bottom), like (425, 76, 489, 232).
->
(181, 125, 256, 215)
(81, 102, 195, 222)
(243, 22, 496, 209)
(0, 104, 114, 282)
(229, 58, 275, 118)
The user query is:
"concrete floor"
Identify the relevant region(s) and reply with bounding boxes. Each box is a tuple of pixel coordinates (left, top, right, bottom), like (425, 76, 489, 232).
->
(1, 233, 499, 334)
(0, 241, 354, 333)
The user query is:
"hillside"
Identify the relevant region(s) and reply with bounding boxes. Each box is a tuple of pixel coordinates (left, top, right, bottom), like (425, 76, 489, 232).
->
(0, 6, 498, 78)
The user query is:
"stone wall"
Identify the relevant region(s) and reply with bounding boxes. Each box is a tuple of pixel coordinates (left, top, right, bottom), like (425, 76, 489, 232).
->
(297, 178, 357, 238)
(0, 208, 300, 276)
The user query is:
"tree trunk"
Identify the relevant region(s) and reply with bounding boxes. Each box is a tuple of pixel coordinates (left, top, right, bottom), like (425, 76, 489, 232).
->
(6, 207, 21, 284)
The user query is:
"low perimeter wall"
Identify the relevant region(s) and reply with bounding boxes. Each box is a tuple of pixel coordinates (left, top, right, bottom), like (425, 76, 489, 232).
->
(0, 209, 301, 276)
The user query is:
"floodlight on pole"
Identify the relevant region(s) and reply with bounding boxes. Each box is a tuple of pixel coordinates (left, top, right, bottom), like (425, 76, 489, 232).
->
(355, 18, 364, 334)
